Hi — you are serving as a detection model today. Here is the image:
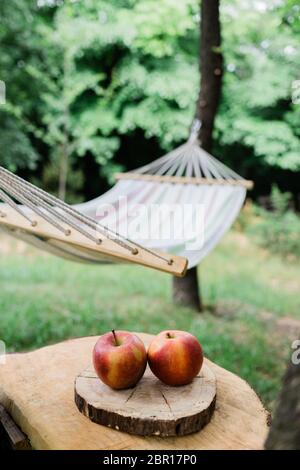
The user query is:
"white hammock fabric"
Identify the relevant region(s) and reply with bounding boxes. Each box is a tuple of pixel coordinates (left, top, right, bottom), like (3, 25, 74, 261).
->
(0, 124, 251, 270)
(76, 173, 247, 269)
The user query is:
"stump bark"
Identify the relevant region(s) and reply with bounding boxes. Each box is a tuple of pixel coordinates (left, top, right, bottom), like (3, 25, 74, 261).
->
(75, 363, 216, 437)
(265, 361, 300, 450)
(0, 334, 269, 449)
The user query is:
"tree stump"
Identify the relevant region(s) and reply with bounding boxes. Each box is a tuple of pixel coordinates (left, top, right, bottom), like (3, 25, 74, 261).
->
(75, 363, 216, 437)
(0, 334, 269, 449)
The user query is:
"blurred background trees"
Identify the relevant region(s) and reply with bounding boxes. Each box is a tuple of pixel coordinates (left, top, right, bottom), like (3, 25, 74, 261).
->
(0, 0, 299, 204)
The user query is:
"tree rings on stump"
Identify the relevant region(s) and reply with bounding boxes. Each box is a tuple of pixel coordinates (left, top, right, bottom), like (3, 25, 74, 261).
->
(75, 363, 216, 437)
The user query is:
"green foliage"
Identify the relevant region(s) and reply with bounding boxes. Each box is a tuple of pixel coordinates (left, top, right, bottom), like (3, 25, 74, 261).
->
(281, 0, 300, 33)
(0, 0, 52, 170)
(217, 0, 300, 172)
(36, 161, 84, 204)
(0, 0, 299, 196)
(250, 186, 300, 258)
(45, 0, 199, 176)
(0, 111, 38, 170)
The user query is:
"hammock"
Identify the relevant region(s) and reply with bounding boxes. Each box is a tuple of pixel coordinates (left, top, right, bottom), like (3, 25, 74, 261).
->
(0, 121, 253, 273)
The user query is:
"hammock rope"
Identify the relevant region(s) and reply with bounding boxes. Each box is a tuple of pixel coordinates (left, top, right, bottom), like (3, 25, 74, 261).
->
(131, 120, 248, 184)
(0, 165, 177, 267)
(0, 187, 37, 226)
(0, 166, 137, 249)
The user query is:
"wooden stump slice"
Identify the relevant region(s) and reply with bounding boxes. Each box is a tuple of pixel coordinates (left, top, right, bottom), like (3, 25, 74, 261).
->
(75, 364, 216, 437)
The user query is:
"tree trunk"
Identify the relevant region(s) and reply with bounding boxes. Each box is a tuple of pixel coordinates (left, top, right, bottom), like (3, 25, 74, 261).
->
(58, 52, 71, 202)
(58, 145, 68, 201)
(196, 0, 223, 152)
(173, 267, 202, 311)
(172, 0, 223, 312)
(265, 361, 300, 449)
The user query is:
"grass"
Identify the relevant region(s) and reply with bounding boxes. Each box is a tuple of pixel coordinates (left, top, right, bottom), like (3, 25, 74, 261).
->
(0, 230, 299, 412)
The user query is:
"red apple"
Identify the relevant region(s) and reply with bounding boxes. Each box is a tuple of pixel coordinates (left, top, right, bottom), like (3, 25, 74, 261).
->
(93, 330, 147, 390)
(147, 330, 203, 386)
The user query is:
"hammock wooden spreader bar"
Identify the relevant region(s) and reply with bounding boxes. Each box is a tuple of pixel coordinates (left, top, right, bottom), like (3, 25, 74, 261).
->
(115, 172, 254, 189)
(0, 167, 188, 277)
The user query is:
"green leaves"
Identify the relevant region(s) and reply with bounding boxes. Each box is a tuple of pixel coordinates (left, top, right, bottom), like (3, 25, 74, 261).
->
(0, 111, 38, 171)
(219, 116, 300, 170)
(250, 186, 300, 259)
(131, 0, 198, 57)
(217, 0, 300, 172)
(0, 0, 50, 170)
(1, 0, 299, 194)
(36, 0, 200, 180)
(77, 136, 120, 161)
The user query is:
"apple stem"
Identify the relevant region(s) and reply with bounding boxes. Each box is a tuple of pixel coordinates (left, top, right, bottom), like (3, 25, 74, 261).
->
(112, 329, 118, 346)
(166, 332, 172, 339)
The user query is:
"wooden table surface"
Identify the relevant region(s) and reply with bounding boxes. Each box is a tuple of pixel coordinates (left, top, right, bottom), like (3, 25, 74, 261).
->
(0, 334, 269, 450)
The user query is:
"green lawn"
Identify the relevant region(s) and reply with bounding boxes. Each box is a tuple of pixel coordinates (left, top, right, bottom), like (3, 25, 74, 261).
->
(0, 230, 299, 412)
